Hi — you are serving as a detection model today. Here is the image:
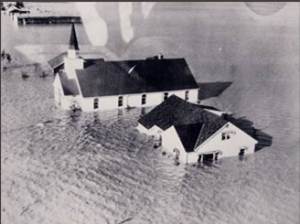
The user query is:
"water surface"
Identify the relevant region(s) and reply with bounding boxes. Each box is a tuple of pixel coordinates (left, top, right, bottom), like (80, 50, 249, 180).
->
(1, 2, 299, 224)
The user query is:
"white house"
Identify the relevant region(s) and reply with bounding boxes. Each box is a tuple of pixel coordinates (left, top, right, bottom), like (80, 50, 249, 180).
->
(51, 24, 200, 112)
(137, 95, 258, 164)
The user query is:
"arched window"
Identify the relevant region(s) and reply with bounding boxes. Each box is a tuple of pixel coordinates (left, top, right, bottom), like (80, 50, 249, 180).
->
(185, 90, 189, 101)
(141, 94, 146, 105)
(118, 96, 123, 107)
(93, 98, 99, 109)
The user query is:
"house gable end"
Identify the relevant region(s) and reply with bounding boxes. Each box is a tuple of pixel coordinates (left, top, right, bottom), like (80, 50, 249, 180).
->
(162, 126, 186, 154)
(195, 122, 258, 153)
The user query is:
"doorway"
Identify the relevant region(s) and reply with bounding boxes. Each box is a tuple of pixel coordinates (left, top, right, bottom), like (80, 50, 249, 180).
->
(239, 148, 246, 156)
(198, 151, 220, 163)
(203, 153, 214, 161)
(173, 148, 180, 161)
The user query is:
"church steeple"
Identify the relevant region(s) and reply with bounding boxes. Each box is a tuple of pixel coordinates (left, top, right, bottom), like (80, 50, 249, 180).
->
(69, 23, 79, 51)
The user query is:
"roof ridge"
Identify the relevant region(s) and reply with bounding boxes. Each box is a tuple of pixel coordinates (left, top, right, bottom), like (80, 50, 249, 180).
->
(106, 57, 185, 63)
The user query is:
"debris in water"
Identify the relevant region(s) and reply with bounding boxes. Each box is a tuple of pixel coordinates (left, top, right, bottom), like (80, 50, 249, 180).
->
(21, 71, 29, 79)
(39, 71, 48, 78)
(118, 217, 133, 224)
(36, 123, 44, 128)
(44, 120, 53, 124)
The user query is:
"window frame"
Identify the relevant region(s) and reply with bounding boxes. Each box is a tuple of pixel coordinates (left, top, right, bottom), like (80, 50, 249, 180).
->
(221, 132, 231, 140)
(164, 92, 169, 101)
(185, 90, 189, 101)
(141, 94, 147, 105)
(93, 98, 99, 109)
(118, 96, 123, 107)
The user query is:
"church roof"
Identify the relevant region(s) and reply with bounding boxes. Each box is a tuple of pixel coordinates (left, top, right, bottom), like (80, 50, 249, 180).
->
(138, 95, 228, 152)
(48, 52, 104, 70)
(58, 72, 79, 96)
(76, 58, 198, 97)
(48, 52, 67, 69)
(69, 23, 79, 50)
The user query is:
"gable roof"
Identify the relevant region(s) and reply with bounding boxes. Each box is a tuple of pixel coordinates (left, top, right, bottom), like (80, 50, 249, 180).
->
(138, 95, 228, 151)
(139, 95, 226, 129)
(48, 52, 67, 69)
(58, 72, 79, 96)
(174, 123, 203, 152)
(75, 58, 198, 97)
(48, 52, 104, 70)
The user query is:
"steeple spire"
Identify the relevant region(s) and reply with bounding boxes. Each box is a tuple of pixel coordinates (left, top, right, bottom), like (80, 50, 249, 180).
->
(69, 23, 79, 50)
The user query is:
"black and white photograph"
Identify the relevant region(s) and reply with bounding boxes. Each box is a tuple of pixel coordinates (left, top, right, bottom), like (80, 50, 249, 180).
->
(1, 1, 299, 224)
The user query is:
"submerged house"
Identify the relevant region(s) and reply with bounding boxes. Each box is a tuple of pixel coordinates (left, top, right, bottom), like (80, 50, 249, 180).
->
(137, 95, 258, 164)
(51, 24, 199, 111)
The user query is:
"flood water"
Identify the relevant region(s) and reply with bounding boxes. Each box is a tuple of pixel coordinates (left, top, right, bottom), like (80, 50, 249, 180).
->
(1, 2, 299, 224)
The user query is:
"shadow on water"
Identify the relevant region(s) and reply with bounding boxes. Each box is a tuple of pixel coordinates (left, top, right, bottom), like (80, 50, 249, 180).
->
(198, 81, 233, 100)
(224, 114, 273, 152)
(253, 129, 273, 152)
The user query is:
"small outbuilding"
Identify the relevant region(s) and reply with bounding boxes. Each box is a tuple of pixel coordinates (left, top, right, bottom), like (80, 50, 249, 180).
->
(137, 95, 258, 164)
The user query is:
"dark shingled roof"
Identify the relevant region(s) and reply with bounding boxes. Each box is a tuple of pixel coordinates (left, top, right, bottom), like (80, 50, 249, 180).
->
(59, 72, 79, 96)
(76, 58, 198, 97)
(48, 52, 67, 69)
(138, 95, 228, 152)
(174, 123, 203, 152)
(198, 105, 220, 111)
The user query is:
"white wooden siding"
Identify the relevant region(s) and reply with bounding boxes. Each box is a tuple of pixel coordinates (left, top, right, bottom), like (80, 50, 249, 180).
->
(161, 126, 187, 163)
(195, 122, 258, 158)
(62, 88, 199, 112)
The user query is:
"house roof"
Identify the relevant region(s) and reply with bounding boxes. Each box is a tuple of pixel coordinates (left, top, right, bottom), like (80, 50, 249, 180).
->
(48, 52, 67, 69)
(198, 105, 220, 111)
(48, 52, 104, 70)
(75, 58, 198, 97)
(174, 123, 203, 152)
(138, 95, 228, 151)
(58, 72, 79, 96)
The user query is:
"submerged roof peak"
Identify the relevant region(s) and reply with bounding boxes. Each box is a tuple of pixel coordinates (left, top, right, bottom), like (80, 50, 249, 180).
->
(69, 23, 79, 51)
